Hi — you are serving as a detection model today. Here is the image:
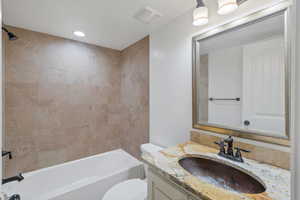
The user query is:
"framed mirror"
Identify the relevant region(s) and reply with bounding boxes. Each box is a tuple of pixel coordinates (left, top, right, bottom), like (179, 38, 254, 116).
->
(192, 4, 292, 146)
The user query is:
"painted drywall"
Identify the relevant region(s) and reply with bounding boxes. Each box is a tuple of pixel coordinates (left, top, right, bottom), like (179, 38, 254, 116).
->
(149, 0, 290, 148)
(4, 26, 149, 177)
(3, 0, 196, 50)
(0, 0, 3, 189)
(294, 0, 299, 198)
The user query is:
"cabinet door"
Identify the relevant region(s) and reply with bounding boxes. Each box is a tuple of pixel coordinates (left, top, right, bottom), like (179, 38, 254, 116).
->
(188, 195, 202, 200)
(148, 169, 188, 200)
(242, 36, 285, 135)
(153, 188, 172, 200)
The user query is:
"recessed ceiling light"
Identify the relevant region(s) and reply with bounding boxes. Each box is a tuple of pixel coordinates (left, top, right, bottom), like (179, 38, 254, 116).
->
(73, 31, 85, 37)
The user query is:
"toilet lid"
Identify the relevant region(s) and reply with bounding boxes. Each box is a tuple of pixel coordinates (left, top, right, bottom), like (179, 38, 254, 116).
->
(102, 179, 147, 200)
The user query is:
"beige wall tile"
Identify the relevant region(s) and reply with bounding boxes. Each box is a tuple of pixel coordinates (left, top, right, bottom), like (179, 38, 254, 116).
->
(4, 26, 149, 177)
(119, 37, 150, 159)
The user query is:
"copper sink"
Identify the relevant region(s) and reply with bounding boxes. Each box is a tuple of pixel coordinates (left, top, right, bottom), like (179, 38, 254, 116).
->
(178, 156, 266, 194)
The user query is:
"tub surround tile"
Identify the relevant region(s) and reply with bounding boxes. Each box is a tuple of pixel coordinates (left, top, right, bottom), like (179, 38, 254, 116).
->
(142, 142, 290, 200)
(37, 149, 68, 169)
(119, 37, 150, 159)
(4, 26, 149, 177)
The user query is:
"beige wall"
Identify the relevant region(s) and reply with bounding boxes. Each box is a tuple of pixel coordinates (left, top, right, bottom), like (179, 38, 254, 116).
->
(3, 26, 149, 177)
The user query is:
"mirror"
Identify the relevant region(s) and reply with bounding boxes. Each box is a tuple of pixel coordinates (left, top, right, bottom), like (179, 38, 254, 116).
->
(192, 7, 291, 146)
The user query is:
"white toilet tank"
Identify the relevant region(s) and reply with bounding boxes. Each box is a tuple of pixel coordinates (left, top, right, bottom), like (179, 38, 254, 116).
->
(140, 143, 163, 178)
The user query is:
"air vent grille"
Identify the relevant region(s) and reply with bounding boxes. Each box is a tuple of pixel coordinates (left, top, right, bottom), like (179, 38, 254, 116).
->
(134, 7, 162, 24)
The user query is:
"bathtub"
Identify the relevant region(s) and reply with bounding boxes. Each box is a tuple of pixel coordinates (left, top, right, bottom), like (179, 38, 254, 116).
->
(3, 149, 145, 200)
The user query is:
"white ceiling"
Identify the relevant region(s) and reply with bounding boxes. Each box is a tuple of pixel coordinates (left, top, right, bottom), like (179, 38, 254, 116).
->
(3, 0, 196, 50)
(200, 13, 284, 54)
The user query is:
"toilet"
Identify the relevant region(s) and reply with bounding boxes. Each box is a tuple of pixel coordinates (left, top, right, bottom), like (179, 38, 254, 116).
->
(102, 143, 163, 200)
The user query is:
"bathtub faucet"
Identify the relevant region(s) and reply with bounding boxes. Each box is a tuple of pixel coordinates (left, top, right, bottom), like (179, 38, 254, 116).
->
(8, 194, 21, 200)
(2, 173, 24, 185)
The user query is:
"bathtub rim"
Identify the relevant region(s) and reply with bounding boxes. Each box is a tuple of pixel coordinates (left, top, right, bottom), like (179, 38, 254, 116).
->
(5, 149, 142, 179)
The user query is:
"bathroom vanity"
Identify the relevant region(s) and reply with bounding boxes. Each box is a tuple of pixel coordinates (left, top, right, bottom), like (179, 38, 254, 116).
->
(143, 142, 290, 200)
(147, 168, 199, 200)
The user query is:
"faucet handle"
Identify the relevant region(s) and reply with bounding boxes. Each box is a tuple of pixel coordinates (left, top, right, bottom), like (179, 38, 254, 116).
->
(234, 147, 251, 153)
(234, 147, 250, 162)
(214, 141, 226, 147)
(214, 141, 226, 154)
(214, 141, 221, 145)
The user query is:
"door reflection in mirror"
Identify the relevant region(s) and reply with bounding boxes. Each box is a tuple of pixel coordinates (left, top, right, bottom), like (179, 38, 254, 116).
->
(196, 12, 286, 138)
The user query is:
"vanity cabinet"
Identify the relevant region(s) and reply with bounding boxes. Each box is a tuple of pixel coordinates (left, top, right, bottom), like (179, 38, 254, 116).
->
(188, 196, 199, 200)
(147, 167, 202, 200)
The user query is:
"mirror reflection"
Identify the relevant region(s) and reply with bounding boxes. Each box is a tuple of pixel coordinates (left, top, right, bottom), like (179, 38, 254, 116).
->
(196, 12, 286, 137)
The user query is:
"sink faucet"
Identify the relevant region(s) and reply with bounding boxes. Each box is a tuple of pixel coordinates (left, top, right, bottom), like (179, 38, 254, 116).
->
(224, 136, 234, 156)
(214, 136, 250, 163)
(2, 173, 24, 185)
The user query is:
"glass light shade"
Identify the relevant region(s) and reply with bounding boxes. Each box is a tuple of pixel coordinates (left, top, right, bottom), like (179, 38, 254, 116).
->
(218, 0, 238, 15)
(73, 31, 85, 37)
(193, 6, 208, 26)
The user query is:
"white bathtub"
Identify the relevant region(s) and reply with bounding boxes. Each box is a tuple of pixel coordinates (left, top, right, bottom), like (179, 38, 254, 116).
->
(3, 149, 145, 200)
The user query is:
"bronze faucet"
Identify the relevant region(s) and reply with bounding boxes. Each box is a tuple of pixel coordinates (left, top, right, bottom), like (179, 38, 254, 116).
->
(214, 136, 250, 163)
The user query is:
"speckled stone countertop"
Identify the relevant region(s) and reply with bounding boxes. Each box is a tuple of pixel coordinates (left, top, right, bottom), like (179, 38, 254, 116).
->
(142, 142, 290, 200)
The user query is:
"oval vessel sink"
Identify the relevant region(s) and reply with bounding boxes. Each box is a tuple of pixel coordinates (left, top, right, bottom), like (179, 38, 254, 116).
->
(178, 156, 266, 194)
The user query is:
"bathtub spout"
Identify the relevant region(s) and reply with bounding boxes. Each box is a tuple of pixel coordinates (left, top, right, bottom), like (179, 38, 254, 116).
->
(8, 194, 21, 200)
(2, 173, 24, 185)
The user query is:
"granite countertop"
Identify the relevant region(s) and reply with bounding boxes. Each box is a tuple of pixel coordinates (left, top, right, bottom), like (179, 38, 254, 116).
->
(142, 142, 290, 200)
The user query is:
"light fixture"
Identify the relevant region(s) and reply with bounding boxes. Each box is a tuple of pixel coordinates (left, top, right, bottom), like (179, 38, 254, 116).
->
(193, 0, 208, 26)
(73, 31, 85, 37)
(217, 0, 239, 15)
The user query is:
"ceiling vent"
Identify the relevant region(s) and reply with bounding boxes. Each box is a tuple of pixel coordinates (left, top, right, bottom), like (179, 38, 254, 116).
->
(134, 7, 163, 24)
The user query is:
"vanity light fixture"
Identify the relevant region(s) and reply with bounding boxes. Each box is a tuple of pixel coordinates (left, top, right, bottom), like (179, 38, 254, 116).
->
(193, 0, 209, 26)
(218, 0, 248, 15)
(73, 31, 85, 37)
(218, 0, 238, 15)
